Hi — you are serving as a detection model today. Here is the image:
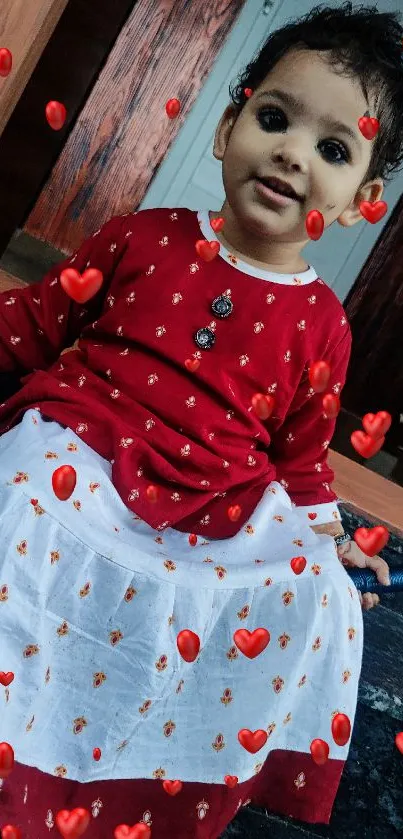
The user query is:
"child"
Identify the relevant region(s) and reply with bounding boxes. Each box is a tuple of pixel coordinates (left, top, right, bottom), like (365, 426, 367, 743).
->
(0, 2, 399, 836)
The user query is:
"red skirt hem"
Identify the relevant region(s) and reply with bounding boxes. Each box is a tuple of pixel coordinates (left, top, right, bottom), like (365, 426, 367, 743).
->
(0, 751, 344, 838)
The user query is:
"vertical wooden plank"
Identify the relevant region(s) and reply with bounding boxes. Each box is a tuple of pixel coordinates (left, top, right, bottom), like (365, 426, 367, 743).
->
(0, 0, 69, 137)
(25, 0, 245, 254)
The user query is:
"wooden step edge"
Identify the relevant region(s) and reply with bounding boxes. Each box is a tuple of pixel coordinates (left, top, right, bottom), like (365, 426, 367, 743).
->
(329, 449, 403, 536)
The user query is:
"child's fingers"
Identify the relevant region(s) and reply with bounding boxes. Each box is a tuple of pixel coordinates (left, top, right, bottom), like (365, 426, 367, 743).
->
(361, 592, 380, 610)
(364, 555, 391, 586)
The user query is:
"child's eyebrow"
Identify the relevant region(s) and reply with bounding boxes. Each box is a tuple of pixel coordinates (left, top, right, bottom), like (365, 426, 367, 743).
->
(255, 89, 362, 150)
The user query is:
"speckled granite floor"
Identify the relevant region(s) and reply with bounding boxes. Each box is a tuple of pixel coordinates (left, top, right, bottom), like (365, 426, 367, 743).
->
(220, 506, 403, 839)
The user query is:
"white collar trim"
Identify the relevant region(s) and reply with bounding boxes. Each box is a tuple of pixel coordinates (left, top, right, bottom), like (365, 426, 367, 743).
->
(196, 209, 318, 286)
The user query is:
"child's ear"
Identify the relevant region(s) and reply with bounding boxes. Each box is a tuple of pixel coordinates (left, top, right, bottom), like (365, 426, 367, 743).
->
(213, 105, 238, 161)
(337, 178, 384, 227)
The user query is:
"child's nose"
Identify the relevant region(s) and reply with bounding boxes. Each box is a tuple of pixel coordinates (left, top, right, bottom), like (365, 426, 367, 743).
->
(271, 139, 310, 174)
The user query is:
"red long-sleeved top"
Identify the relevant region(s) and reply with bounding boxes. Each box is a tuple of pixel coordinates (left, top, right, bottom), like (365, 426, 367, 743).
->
(0, 208, 351, 537)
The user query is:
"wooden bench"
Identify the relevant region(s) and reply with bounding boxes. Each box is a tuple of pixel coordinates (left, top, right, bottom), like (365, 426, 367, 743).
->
(1, 270, 402, 534)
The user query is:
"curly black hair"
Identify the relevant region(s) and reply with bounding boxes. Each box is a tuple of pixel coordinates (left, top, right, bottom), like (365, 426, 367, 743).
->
(229, 2, 403, 184)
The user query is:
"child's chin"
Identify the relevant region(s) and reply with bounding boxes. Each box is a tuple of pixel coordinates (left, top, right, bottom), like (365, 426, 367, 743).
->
(246, 203, 301, 235)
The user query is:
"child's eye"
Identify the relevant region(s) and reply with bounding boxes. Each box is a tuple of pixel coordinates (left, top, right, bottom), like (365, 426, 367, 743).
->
(257, 107, 287, 132)
(318, 139, 350, 165)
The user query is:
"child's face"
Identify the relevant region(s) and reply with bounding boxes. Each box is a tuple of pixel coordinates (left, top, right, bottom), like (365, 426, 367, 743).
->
(213, 48, 384, 263)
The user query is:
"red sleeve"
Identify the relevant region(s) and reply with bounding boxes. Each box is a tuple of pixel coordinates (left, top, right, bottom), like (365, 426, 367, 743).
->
(270, 325, 351, 525)
(0, 214, 130, 375)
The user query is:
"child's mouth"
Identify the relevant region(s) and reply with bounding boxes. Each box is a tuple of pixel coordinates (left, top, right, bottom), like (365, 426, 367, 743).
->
(254, 177, 302, 207)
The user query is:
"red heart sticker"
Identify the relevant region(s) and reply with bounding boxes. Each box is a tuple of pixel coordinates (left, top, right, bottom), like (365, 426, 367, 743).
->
(322, 393, 340, 419)
(395, 732, 403, 754)
(93, 747, 101, 761)
(60, 267, 104, 304)
(224, 775, 239, 788)
(244, 88, 253, 98)
(1, 827, 22, 839)
(354, 526, 389, 557)
(331, 713, 351, 747)
(188, 534, 197, 546)
(362, 411, 392, 440)
(146, 485, 159, 503)
(210, 217, 225, 232)
(52, 465, 77, 501)
(237, 729, 268, 754)
(162, 779, 183, 796)
(0, 672, 14, 687)
(310, 738, 330, 765)
(176, 629, 200, 663)
(305, 209, 324, 241)
(358, 116, 380, 140)
(114, 824, 151, 839)
(45, 100, 67, 131)
(251, 393, 275, 420)
(0, 742, 14, 779)
(195, 240, 220, 262)
(0, 48, 12, 78)
(308, 360, 331, 393)
(184, 358, 200, 373)
(359, 200, 387, 224)
(233, 628, 270, 659)
(55, 809, 90, 839)
(350, 430, 384, 458)
(290, 556, 307, 575)
(227, 505, 242, 523)
(165, 98, 181, 119)
(308, 513, 317, 521)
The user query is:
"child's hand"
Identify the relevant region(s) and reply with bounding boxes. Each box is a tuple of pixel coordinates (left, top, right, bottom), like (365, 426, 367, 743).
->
(337, 539, 390, 611)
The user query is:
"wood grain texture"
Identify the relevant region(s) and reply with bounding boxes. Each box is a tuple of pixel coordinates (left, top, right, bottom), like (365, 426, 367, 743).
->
(329, 449, 403, 534)
(25, 0, 245, 253)
(0, 0, 68, 137)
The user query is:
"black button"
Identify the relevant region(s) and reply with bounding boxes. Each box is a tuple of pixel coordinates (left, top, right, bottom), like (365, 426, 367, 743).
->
(194, 327, 216, 350)
(211, 294, 233, 318)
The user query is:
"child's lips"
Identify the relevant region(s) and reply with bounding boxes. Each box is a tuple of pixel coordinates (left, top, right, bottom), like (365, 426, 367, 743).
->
(254, 178, 301, 207)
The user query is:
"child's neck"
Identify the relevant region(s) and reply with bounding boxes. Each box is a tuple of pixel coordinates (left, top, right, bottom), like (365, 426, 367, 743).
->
(208, 209, 309, 274)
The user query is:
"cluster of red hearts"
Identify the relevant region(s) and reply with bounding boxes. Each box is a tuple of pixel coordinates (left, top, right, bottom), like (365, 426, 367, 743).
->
(349, 412, 393, 557)
(351, 410, 392, 460)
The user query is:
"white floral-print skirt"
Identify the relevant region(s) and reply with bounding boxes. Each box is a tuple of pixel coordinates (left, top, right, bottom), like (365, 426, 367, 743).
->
(0, 410, 363, 798)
